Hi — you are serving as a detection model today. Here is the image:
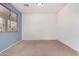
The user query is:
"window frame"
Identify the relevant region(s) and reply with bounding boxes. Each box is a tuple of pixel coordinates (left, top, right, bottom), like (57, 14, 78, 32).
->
(0, 3, 18, 32)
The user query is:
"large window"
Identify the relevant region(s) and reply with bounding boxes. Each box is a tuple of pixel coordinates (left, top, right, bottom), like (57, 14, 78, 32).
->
(0, 4, 17, 32)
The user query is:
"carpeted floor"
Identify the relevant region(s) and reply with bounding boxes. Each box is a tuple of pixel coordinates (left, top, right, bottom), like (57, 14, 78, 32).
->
(0, 40, 79, 56)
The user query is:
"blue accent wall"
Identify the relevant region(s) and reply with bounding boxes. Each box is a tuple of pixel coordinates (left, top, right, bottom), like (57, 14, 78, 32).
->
(0, 3, 22, 51)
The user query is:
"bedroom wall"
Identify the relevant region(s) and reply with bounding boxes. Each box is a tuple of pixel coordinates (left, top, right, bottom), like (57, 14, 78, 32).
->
(0, 3, 22, 52)
(22, 13, 57, 40)
(58, 3, 79, 52)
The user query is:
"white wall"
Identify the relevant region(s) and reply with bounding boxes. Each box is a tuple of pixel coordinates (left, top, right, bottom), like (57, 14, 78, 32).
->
(22, 13, 57, 40)
(22, 4, 79, 52)
(58, 4, 79, 52)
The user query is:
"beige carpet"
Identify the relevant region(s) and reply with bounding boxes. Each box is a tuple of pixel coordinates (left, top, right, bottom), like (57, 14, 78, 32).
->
(0, 40, 79, 56)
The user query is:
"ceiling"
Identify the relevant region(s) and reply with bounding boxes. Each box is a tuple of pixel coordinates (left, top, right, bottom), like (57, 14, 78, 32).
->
(12, 3, 67, 13)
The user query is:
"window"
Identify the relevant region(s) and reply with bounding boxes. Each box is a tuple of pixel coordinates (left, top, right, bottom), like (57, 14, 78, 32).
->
(0, 17, 5, 32)
(0, 4, 17, 32)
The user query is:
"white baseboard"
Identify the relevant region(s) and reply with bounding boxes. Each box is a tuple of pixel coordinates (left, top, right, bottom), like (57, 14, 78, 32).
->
(58, 39, 79, 52)
(22, 37, 58, 40)
(0, 40, 22, 53)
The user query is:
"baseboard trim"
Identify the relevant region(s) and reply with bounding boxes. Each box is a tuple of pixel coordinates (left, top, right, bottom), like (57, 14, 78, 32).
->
(58, 39, 79, 53)
(22, 37, 58, 40)
(0, 40, 22, 53)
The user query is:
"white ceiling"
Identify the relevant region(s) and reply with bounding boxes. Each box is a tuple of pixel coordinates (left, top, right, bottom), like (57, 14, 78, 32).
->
(12, 3, 67, 13)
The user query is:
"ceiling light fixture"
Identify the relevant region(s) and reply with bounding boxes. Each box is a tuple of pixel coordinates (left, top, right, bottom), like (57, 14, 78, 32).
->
(36, 3, 43, 6)
(24, 4, 29, 7)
